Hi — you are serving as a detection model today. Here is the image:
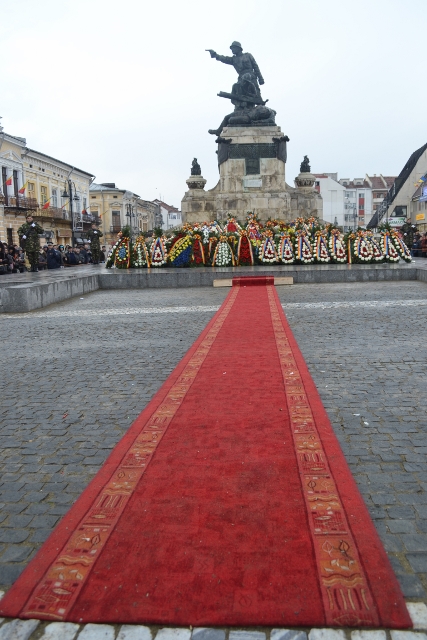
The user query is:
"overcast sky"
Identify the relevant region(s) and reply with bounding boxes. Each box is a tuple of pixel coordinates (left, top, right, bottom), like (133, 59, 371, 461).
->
(1, 0, 424, 207)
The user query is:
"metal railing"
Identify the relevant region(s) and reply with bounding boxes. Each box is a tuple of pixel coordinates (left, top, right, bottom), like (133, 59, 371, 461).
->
(3, 196, 39, 210)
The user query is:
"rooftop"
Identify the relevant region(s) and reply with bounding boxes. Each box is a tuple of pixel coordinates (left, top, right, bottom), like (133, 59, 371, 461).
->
(25, 148, 94, 178)
(153, 199, 180, 212)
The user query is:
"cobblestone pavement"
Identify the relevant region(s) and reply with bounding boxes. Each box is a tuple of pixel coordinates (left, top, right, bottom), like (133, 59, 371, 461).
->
(0, 288, 228, 589)
(0, 281, 427, 610)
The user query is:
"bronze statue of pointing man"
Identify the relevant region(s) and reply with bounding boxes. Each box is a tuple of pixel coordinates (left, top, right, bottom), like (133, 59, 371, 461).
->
(206, 41, 265, 105)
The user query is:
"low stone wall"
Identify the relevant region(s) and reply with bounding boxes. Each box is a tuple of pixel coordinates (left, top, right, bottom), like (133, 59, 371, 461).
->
(99, 265, 419, 289)
(0, 274, 99, 313)
(0, 263, 424, 313)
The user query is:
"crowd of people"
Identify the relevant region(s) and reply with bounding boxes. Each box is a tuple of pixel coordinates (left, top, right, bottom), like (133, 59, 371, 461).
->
(412, 232, 427, 257)
(0, 214, 106, 274)
(0, 241, 107, 274)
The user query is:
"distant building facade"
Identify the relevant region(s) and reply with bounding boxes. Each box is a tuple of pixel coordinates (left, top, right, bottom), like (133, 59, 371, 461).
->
(313, 173, 346, 228)
(338, 178, 373, 232)
(153, 199, 182, 230)
(89, 183, 159, 245)
(315, 173, 396, 232)
(0, 123, 95, 246)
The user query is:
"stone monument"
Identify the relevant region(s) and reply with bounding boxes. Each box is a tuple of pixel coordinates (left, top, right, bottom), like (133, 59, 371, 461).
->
(181, 42, 322, 224)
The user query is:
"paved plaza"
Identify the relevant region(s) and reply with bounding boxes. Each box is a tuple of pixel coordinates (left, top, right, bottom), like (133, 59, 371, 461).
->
(0, 280, 427, 609)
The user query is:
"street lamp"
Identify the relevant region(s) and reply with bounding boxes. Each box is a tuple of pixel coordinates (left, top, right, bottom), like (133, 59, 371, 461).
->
(126, 203, 135, 238)
(62, 180, 80, 247)
(345, 197, 357, 232)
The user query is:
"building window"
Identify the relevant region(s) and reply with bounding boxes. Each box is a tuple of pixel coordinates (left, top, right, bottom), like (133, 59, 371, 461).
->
(28, 182, 35, 194)
(40, 186, 48, 205)
(52, 189, 58, 207)
(359, 204, 364, 210)
(112, 210, 121, 228)
(359, 192, 365, 199)
(13, 170, 19, 196)
(346, 191, 355, 197)
(393, 205, 407, 217)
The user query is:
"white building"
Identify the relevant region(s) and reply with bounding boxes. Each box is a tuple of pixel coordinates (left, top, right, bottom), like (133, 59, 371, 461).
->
(313, 173, 346, 228)
(153, 199, 182, 230)
(314, 173, 395, 232)
(338, 178, 372, 232)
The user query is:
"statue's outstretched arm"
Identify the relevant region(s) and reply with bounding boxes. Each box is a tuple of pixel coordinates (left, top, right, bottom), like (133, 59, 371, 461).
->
(250, 54, 264, 85)
(206, 50, 234, 65)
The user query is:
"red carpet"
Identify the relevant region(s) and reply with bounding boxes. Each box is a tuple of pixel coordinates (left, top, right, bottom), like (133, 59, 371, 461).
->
(0, 280, 410, 628)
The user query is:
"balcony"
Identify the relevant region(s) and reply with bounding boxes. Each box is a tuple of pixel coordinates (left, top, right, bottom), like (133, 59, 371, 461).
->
(4, 195, 39, 211)
(80, 213, 102, 225)
(33, 207, 70, 221)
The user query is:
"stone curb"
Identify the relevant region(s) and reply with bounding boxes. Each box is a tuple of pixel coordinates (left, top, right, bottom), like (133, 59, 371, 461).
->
(0, 594, 426, 640)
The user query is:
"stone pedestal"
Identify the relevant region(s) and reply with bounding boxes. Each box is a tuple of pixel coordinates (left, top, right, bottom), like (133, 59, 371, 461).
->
(181, 124, 323, 224)
(186, 175, 207, 190)
(294, 171, 316, 190)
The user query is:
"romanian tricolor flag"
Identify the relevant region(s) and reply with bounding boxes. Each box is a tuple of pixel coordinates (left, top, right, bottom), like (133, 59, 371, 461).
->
(5, 175, 13, 186)
(18, 181, 27, 195)
(42, 198, 51, 210)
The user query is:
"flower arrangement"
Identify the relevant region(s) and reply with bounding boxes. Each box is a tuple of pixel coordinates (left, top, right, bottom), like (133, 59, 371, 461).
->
(380, 229, 399, 262)
(223, 216, 242, 233)
(132, 235, 151, 268)
(295, 231, 314, 264)
(355, 231, 373, 262)
(390, 230, 412, 263)
(314, 231, 330, 263)
(237, 230, 254, 265)
(259, 231, 278, 263)
(105, 216, 412, 269)
(212, 235, 235, 267)
(278, 232, 295, 264)
(115, 237, 131, 269)
(328, 229, 346, 263)
(150, 236, 168, 266)
(168, 234, 193, 267)
(192, 233, 206, 265)
(366, 231, 383, 262)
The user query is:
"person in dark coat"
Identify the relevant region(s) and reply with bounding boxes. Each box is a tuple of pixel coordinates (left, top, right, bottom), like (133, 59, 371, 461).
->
(65, 248, 78, 265)
(79, 245, 88, 263)
(46, 242, 62, 269)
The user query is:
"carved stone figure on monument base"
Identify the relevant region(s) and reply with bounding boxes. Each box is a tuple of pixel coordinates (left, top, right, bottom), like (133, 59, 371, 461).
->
(191, 158, 201, 176)
(300, 156, 311, 173)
